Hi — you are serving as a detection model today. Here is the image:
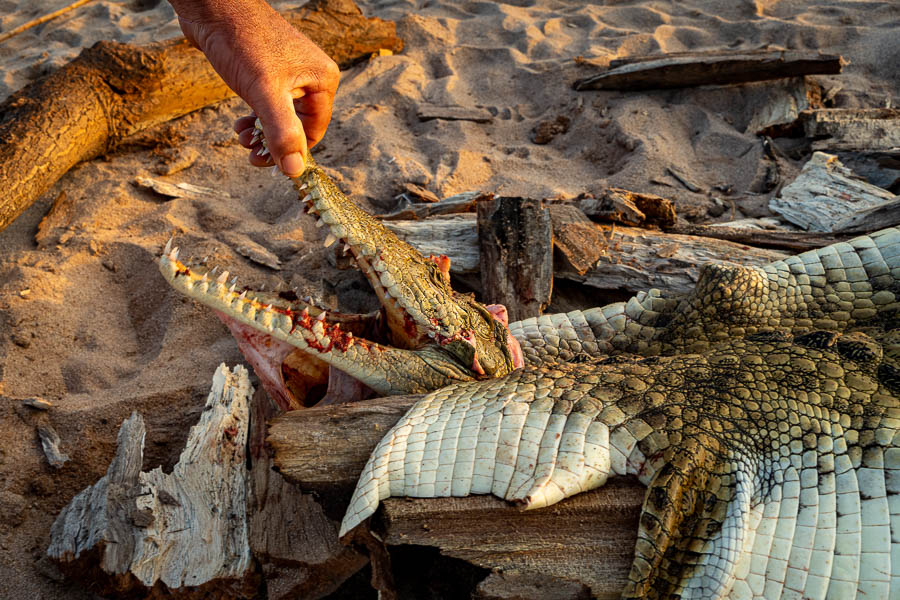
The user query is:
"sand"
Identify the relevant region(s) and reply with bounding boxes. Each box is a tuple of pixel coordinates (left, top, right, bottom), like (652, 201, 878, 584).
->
(0, 0, 898, 597)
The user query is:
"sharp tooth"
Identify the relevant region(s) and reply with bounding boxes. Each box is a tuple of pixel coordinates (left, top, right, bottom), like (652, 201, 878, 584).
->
(298, 183, 308, 190)
(217, 271, 228, 284)
(384, 290, 391, 300)
(250, 134, 260, 146)
(200, 273, 208, 283)
(323, 234, 336, 248)
(260, 284, 266, 291)
(302, 296, 311, 303)
(316, 311, 327, 321)
(316, 219, 325, 228)
(271, 165, 281, 176)
(346, 332, 353, 340)
(343, 243, 351, 255)
(164, 237, 173, 254)
(202, 255, 209, 264)
(259, 147, 270, 157)
(302, 194, 311, 203)
(211, 266, 218, 275)
(171, 247, 180, 261)
(228, 283, 236, 293)
(238, 291, 247, 300)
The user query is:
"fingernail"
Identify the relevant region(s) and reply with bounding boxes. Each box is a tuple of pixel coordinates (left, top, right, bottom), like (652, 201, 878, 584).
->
(280, 152, 305, 177)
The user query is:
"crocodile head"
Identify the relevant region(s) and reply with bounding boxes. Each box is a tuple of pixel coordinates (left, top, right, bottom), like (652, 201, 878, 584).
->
(159, 157, 523, 410)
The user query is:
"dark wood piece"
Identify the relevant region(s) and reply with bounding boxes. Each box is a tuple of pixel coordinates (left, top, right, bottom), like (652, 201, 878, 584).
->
(477, 195, 554, 321)
(576, 188, 676, 229)
(669, 225, 851, 252)
(548, 204, 609, 275)
(573, 50, 843, 91)
(0, 0, 404, 233)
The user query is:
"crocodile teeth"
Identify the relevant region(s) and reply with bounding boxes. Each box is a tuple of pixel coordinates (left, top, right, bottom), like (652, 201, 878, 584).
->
(316, 311, 327, 321)
(228, 283, 236, 293)
(316, 219, 325, 228)
(302, 194, 311, 203)
(238, 291, 247, 300)
(210, 266, 218, 275)
(271, 165, 281, 176)
(216, 271, 229, 284)
(170, 247, 180, 261)
(200, 273, 209, 283)
(164, 237, 173, 255)
(298, 183, 308, 190)
(250, 134, 260, 146)
(343, 244, 351, 255)
(259, 147, 270, 157)
(323, 234, 337, 248)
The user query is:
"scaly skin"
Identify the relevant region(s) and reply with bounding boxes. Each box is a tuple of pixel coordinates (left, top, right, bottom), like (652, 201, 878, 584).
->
(158, 155, 523, 409)
(342, 229, 900, 599)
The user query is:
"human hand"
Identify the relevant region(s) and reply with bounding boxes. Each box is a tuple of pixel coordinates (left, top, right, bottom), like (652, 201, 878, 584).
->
(172, 0, 340, 176)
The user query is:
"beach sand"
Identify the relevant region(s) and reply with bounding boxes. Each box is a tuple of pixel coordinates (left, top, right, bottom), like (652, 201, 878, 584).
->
(0, 0, 898, 597)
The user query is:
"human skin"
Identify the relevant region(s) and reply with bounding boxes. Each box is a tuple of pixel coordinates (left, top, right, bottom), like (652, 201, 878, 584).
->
(168, 0, 340, 176)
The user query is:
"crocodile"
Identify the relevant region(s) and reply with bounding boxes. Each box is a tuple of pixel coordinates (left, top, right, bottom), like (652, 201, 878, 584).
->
(159, 152, 900, 597)
(340, 229, 900, 599)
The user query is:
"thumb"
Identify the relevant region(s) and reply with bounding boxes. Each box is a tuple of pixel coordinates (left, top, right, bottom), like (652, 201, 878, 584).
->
(253, 92, 308, 177)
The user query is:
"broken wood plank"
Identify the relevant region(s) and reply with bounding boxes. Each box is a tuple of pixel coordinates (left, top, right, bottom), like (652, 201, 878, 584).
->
(769, 151, 897, 232)
(268, 395, 641, 600)
(549, 204, 609, 275)
(48, 365, 258, 596)
(385, 215, 480, 271)
(801, 108, 900, 152)
(670, 224, 848, 252)
(0, 0, 403, 233)
(576, 188, 676, 229)
(416, 103, 493, 123)
(378, 483, 641, 600)
(573, 50, 843, 91)
(745, 77, 821, 136)
(477, 195, 554, 321)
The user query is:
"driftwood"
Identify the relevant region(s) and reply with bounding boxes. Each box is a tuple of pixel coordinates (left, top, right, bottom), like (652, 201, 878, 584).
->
(385, 213, 787, 295)
(49, 365, 365, 599)
(669, 224, 850, 252)
(380, 191, 481, 221)
(573, 50, 842, 91)
(268, 396, 643, 600)
(415, 103, 494, 123)
(575, 188, 676, 229)
(477, 195, 554, 321)
(0, 0, 403, 233)
(769, 152, 897, 232)
(801, 108, 900, 152)
(745, 77, 822, 136)
(48, 365, 258, 597)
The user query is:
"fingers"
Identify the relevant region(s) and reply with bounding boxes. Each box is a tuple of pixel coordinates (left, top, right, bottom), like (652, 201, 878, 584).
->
(252, 91, 309, 177)
(295, 91, 334, 148)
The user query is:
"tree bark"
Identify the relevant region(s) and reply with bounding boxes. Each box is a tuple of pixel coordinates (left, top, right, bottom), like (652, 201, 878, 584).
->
(0, 0, 403, 232)
(477, 195, 554, 322)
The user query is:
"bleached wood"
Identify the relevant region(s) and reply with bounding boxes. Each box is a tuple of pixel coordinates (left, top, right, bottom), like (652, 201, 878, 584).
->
(801, 108, 900, 152)
(769, 152, 897, 232)
(48, 364, 257, 596)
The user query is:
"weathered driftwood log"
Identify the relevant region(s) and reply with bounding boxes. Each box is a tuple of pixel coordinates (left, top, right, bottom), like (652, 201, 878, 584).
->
(573, 49, 842, 91)
(477, 195, 554, 322)
(49, 365, 365, 599)
(769, 152, 897, 232)
(801, 108, 900, 151)
(380, 191, 481, 220)
(268, 396, 643, 600)
(548, 203, 610, 275)
(48, 365, 258, 597)
(0, 0, 403, 232)
(385, 213, 787, 295)
(416, 103, 494, 123)
(669, 224, 850, 252)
